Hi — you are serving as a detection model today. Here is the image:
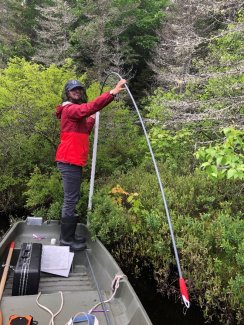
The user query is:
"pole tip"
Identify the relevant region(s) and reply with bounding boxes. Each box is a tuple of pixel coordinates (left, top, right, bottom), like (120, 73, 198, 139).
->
(179, 277, 190, 308)
(10, 242, 15, 249)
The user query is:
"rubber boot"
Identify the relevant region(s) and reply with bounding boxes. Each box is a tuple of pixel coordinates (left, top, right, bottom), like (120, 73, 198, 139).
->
(60, 218, 86, 251)
(75, 233, 86, 243)
(74, 216, 86, 243)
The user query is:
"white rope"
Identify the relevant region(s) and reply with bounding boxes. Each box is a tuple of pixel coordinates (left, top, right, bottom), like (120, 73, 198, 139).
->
(88, 274, 126, 314)
(36, 291, 64, 325)
(65, 273, 125, 324)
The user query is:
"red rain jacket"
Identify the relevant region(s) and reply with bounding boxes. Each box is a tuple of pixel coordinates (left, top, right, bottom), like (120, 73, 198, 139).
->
(55, 92, 114, 166)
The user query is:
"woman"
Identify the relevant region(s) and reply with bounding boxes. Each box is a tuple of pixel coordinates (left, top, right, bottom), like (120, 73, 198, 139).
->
(56, 78, 126, 251)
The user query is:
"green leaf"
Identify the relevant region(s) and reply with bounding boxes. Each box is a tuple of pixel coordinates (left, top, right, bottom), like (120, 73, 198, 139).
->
(227, 169, 237, 179)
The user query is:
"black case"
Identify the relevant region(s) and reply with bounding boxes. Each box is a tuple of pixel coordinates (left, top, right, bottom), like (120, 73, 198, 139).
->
(12, 243, 42, 296)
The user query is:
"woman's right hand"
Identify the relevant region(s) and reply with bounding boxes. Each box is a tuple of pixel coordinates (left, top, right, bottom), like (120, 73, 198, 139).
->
(110, 79, 127, 96)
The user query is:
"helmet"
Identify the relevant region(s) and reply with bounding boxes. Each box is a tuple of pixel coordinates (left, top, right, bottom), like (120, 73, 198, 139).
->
(64, 80, 84, 93)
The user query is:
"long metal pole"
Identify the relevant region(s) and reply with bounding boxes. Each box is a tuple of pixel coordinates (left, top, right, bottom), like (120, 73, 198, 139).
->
(87, 73, 116, 215)
(87, 111, 100, 225)
(88, 72, 190, 308)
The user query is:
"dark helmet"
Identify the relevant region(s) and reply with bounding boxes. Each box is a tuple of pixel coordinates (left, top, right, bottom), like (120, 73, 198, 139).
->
(63, 79, 88, 103)
(64, 80, 84, 93)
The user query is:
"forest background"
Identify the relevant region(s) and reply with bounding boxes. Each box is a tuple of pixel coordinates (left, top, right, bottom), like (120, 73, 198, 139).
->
(0, 0, 243, 324)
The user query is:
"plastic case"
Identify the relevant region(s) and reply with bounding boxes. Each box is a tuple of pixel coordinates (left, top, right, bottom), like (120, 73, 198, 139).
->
(12, 243, 42, 296)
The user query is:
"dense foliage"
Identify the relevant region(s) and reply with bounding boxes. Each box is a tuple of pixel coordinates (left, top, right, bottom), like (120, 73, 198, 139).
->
(0, 1, 243, 324)
(89, 164, 243, 324)
(0, 0, 167, 90)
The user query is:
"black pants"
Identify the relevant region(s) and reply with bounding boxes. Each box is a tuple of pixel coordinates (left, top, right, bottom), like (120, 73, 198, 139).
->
(57, 162, 82, 221)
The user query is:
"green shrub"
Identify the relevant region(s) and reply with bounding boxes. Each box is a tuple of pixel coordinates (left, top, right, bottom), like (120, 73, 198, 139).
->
(89, 162, 244, 324)
(89, 188, 131, 244)
(24, 167, 63, 220)
(195, 128, 244, 180)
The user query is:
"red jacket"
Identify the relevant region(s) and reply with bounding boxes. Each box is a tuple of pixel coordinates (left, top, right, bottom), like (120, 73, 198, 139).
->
(55, 92, 114, 166)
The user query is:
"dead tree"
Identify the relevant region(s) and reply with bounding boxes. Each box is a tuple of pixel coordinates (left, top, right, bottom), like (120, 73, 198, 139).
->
(33, 0, 75, 66)
(148, 0, 243, 130)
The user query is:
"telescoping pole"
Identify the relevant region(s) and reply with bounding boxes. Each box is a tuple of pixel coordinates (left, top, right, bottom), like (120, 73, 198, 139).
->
(89, 72, 190, 308)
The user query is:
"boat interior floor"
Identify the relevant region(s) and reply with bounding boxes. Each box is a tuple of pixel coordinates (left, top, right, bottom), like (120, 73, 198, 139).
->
(0, 222, 142, 325)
